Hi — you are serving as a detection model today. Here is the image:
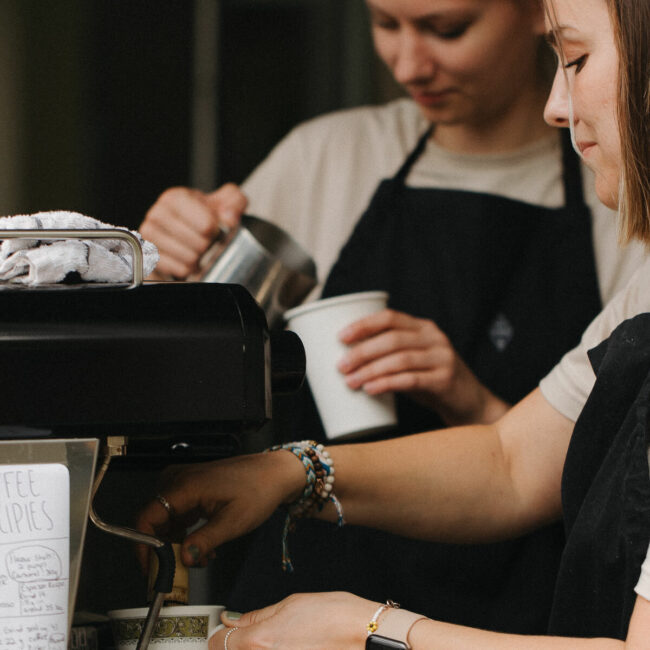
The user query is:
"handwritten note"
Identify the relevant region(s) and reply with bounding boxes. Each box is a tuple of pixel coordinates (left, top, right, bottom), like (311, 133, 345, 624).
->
(0, 464, 69, 650)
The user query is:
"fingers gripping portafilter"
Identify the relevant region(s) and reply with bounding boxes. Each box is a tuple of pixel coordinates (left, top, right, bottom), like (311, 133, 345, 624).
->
(0, 280, 305, 649)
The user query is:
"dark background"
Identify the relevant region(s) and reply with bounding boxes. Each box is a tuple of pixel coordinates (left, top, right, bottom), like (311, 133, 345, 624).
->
(0, 0, 401, 617)
(3, 0, 399, 229)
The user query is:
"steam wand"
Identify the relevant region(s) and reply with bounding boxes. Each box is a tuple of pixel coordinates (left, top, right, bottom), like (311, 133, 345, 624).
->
(89, 436, 175, 650)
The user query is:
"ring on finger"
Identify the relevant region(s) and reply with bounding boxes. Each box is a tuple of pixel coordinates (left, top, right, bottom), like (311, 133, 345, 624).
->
(224, 627, 239, 650)
(155, 494, 175, 518)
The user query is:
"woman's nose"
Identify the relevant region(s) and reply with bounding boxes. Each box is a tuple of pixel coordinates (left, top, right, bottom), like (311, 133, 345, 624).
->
(392, 32, 435, 85)
(544, 67, 571, 127)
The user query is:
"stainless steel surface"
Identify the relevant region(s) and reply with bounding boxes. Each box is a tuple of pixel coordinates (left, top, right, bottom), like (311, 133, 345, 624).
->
(89, 437, 164, 548)
(190, 215, 316, 327)
(0, 229, 144, 287)
(136, 592, 166, 650)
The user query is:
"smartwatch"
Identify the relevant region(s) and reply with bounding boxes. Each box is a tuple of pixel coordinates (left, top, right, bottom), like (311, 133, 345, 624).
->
(366, 634, 409, 649)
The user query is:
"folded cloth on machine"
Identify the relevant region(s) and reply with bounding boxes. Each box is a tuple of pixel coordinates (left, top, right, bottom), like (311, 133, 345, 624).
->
(0, 211, 159, 285)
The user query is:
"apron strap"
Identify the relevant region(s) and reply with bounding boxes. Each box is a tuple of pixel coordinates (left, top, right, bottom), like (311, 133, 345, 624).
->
(394, 125, 434, 184)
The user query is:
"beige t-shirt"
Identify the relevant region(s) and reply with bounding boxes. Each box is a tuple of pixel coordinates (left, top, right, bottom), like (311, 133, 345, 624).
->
(243, 98, 645, 304)
(638, 550, 650, 601)
(539, 257, 650, 421)
(635, 548, 650, 600)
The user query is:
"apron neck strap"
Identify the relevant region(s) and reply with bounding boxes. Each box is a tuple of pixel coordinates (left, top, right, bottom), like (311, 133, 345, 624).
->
(394, 125, 434, 183)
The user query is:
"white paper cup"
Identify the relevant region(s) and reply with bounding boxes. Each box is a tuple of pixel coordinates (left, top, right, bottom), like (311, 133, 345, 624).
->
(108, 605, 224, 650)
(285, 291, 398, 440)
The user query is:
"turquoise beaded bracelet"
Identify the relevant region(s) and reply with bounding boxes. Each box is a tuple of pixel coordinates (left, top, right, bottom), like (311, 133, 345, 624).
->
(267, 440, 345, 571)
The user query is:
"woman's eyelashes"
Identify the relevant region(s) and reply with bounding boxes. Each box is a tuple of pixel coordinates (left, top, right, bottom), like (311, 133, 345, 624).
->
(564, 54, 587, 73)
(420, 18, 471, 39)
(436, 23, 470, 39)
(370, 13, 470, 39)
(371, 15, 398, 30)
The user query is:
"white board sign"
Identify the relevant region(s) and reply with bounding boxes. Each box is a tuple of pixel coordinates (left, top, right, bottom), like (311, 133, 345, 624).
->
(0, 464, 70, 650)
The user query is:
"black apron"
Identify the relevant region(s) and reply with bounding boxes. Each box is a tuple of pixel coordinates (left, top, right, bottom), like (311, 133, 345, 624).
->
(229, 129, 602, 633)
(548, 312, 650, 639)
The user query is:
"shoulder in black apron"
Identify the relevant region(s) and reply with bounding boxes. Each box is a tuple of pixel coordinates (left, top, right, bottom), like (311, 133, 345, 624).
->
(549, 312, 650, 639)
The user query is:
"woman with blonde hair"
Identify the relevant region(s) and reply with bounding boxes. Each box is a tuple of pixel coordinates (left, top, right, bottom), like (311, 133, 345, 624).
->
(139, 0, 650, 645)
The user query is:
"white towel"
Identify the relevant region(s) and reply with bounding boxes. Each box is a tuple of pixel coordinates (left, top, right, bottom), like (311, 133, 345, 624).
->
(0, 211, 159, 285)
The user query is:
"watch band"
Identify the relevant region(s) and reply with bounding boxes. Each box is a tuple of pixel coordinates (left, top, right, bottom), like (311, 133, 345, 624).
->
(376, 608, 428, 647)
(365, 635, 408, 649)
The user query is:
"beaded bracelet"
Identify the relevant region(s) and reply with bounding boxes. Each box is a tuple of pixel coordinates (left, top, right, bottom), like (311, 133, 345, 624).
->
(266, 440, 345, 571)
(367, 600, 400, 635)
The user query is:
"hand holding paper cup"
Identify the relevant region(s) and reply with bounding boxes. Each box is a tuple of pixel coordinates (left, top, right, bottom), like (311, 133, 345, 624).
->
(284, 291, 397, 439)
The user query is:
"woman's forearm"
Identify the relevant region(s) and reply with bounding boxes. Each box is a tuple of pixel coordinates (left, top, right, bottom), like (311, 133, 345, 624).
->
(324, 425, 523, 542)
(315, 389, 573, 544)
(135, 390, 573, 566)
(209, 592, 632, 649)
(409, 618, 624, 649)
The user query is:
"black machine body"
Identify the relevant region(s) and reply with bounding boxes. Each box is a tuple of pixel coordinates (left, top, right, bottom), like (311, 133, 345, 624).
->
(0, 282, 305, 444)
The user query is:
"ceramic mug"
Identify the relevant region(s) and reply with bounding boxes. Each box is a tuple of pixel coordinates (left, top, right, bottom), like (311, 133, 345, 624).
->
(108, 605, 224, 650)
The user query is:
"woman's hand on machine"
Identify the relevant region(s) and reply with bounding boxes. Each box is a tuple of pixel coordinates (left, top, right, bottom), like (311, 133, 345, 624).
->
(135, 451, 306, 568)
(209, 592, 377, 650)
(139, 183, 248, 280)
(337, 309, 509, 426)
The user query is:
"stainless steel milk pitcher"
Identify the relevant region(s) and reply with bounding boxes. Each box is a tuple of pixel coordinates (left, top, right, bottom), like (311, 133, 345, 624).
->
(190, 214, 317, 328)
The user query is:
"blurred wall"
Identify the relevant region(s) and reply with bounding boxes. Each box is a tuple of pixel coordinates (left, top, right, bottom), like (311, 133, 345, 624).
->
(0, 1, 24, 216)
(0, 0, 402, 618)
(0, 0, 400, 230)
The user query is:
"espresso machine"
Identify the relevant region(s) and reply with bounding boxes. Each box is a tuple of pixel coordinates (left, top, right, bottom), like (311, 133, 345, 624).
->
(0, 230, 306, 650)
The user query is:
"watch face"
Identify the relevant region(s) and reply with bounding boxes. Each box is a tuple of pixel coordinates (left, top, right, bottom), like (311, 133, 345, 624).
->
(365, 634, 408, 650)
